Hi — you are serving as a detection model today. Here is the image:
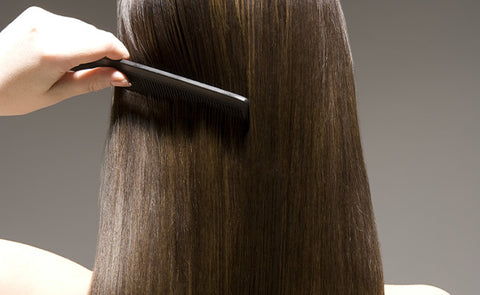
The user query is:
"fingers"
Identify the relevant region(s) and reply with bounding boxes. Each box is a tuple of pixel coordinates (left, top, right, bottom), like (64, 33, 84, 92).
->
(0, 6, 132, 116)
(23, 7, 130, 70)
(97, 30, 130, 61)
(47, 67, 131, 102)
(64, 29, 130, 68)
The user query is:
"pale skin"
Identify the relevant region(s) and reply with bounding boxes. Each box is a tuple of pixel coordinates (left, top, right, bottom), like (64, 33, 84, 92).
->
(0, 7, 451, 295)
(0, 239, 452, 295)
(0, 6, 131, 116)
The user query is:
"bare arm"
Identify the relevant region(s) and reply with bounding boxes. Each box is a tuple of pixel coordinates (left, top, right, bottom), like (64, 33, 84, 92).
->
(0, 238, 453, 295)
(0, 239, 92, 295)
(385, 284, 451, 295)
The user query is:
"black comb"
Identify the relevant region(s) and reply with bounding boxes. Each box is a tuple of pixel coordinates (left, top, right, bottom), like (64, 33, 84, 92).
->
(71, 57, 249, 122)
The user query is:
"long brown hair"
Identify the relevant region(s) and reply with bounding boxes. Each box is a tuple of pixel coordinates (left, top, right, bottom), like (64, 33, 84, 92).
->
(89, 0, 384, 293)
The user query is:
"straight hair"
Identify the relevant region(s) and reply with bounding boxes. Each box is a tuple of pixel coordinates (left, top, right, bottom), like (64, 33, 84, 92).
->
(89, 0, 385, 294)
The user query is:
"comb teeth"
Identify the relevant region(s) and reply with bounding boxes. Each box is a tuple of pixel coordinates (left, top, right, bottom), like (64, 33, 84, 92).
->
(72, 58, 249, 123)
(128, 73, 248, 121)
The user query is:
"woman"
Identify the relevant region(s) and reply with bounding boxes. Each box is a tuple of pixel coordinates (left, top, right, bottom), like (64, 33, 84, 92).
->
(0, 4, 450, 295)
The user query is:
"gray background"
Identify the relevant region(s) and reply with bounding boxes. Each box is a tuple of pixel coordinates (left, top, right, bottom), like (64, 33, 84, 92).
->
(0, 1, 478, 294)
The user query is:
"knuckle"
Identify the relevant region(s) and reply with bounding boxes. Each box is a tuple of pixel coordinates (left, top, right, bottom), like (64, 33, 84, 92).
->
(22, 8, 43, 32)
(21, 7, 47, 40)
(106, 32, 116, 40)
(104, 32, 119, 49)
(23, 6, 44, 16)
(21, 7, 46, 25)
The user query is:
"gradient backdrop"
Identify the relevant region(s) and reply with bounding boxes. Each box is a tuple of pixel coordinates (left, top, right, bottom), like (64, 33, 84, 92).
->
(0, 1, 478, 294)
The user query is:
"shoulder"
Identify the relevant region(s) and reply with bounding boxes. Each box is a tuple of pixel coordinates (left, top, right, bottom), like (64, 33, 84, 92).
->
(385, 284, 451, 295)
(0, 239, 92, 295)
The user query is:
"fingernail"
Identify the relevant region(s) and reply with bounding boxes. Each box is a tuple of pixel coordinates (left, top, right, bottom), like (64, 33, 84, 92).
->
(112, 79, 132, 87)
(111, 71, 131, 87)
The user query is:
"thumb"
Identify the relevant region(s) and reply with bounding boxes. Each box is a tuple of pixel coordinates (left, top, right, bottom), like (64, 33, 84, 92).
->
(48, 67, 130, 101)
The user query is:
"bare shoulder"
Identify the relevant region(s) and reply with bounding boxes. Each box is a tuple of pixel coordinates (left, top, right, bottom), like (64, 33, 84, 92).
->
(385, 284, 451, 295)
(0, 239, 92, 295)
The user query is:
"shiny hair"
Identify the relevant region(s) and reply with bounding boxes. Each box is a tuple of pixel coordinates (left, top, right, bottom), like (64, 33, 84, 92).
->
(89, 0, 384, 293)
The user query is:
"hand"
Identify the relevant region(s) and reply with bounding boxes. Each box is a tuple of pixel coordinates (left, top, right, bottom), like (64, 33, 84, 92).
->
(0, 6, 131, 116)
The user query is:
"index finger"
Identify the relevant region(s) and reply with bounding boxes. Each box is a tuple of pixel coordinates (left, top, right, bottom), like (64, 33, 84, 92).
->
(28, 9, 131, 70)
(65, 28, 130, 68)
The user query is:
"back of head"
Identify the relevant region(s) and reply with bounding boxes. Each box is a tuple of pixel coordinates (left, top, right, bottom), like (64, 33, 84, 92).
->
(89, 0, 385, 294)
